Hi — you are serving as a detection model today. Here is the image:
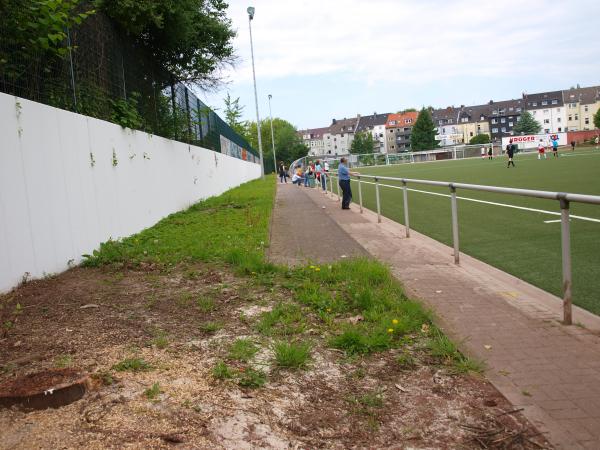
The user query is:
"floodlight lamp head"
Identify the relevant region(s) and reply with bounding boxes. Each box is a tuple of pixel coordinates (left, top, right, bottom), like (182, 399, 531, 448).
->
(247, 6, 255, 20)
(268, 94, 272, 100)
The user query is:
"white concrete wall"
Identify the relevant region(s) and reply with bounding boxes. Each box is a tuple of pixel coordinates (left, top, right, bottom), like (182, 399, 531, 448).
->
(0, 93, 261, 292)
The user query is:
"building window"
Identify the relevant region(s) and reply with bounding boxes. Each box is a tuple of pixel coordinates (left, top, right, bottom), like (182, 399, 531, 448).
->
(491, 118, 498, 124)
(544, 119, 550, 124)
(501, 127, 506, 132)
(509, 122, 513, 127)
(557, 118, 561, 122)
(480, 115, 485, 120)
(501, 118, 506, 123)
(542, 100, 548, 105)
(543, 109, 549, 113)
(492, 109, 498, 115)
(585, 117, 590, 125)
(469, 131, 473, 137)
(448, 119, 453, 124)
(570, 103, 577, 108)
(551, 99, 558, 105)
(492, 127, 498, 133)
(575, 114, 579, 120)
(341, 133, 344, 137)
(516, 108, 521, 112)
(584, 105, 589, 112)
(568, 115, 572, 121)
(532, 102, 537, 107)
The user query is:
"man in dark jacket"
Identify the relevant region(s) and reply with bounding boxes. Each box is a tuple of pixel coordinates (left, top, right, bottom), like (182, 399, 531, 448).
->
(506, 140, 516, 168)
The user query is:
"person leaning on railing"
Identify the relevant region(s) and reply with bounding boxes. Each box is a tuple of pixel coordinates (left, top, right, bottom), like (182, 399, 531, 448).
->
(338, 157, 360, 210)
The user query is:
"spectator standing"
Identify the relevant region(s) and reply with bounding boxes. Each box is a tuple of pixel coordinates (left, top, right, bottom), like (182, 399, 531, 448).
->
(278, 162, 288, 183)
(571, 140, 576, 151)
(338, 157, 359, 210)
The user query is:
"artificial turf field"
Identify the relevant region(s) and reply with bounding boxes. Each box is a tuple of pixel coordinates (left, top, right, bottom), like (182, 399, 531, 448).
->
(350, 146, 600, 315)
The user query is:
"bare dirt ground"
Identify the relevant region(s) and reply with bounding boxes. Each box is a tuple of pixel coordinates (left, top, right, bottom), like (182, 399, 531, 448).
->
(0, 264, 550, 449)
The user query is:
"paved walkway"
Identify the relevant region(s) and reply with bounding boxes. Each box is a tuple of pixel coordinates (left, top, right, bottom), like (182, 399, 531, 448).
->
(269, 182, 600, 449)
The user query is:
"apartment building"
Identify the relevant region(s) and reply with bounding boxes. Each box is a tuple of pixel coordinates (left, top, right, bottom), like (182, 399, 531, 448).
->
(355, 113, 390, 153)
(563, 86, 600, 131)
(524, 91, 565, 134)
(487, 98, 524, 141)
(300, 127, 328, 156)
(385, 111, 419, 152)
(323, 117, 360, 155)
(431, 107, 463, 146)
(457, 103, 492, 143)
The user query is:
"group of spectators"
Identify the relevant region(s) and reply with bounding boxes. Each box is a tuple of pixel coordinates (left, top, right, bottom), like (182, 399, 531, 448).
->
(282, 160, 330, 192)
(282, 157, 359, 210)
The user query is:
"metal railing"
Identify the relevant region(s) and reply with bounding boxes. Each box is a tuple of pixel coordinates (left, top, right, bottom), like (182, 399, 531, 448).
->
(326, 172, 600, 325)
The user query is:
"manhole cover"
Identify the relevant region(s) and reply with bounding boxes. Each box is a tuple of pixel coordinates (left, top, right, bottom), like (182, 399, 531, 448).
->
(0, 368, 89, 411)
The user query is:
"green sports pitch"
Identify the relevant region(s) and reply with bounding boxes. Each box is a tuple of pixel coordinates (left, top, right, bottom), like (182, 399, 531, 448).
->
(351, 147, 600, 315)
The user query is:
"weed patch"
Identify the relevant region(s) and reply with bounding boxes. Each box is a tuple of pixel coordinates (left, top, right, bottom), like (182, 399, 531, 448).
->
(212, 361, 234, 380)
(273, 341, 311, 369)
(144, 382, 161, 400)
(228, 338, 259, 362)
(113, 357, 152, 372)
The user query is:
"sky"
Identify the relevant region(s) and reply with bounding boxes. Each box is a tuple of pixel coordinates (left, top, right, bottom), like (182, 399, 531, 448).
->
(199, 0, 600, 130)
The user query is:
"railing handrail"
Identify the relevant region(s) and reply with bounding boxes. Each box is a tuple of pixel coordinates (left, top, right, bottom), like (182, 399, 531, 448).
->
(325, 171, 600, 325)
(331, 173, 600, 206)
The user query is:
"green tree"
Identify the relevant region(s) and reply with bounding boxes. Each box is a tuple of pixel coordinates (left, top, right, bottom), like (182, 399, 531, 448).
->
(411, 108, 439, 151)
(593, 108, 600, 130)
(350, 131, 374, 154)
(99, 0, 235, 87)
(223, 93, 246, 136)
(512, 110, 542, 134)
(245, 119, 308, 174)
(397, 108, 417, 114)
(469, 133, 491, 145)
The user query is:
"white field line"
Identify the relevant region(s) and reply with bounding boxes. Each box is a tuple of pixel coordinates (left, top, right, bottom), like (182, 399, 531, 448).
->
(351, 179, 600, 223)
(544, 219, 566, 223)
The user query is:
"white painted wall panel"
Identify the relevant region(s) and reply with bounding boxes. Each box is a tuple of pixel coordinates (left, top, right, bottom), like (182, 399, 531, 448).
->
(0, 93, 261, 292)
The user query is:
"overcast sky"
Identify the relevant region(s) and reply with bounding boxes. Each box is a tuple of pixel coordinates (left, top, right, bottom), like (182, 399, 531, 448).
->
(200, 0, 600, 130)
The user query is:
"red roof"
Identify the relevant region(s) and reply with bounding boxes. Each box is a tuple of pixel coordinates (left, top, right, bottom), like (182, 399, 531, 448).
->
(385, 112, 418, 128)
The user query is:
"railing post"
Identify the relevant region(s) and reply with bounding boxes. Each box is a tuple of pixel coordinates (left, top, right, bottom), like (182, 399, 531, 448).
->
(402, 180, 410, 238)
(358, 176, 363, 213)
(336, 176, 340, 201)
(450, 184, 460, 264)
(375, 177, 381, 223)
(560, 197, 573, 325)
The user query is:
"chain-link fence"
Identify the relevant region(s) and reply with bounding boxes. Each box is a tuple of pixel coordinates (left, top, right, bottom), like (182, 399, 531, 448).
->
(0, 10, 258, 163)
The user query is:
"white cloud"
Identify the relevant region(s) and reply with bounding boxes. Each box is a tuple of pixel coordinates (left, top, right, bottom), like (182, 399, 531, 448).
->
(221, 0, 600, 86)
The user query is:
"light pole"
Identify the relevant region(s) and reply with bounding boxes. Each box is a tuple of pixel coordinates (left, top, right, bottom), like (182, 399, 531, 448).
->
(247, 6, 265, 179)
(268, 94, 277, 172)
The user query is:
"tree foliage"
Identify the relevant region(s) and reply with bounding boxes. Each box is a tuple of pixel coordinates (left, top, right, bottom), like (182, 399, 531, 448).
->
(411, 108, 439, 151)
(223, 93, 246, 136)
(594, 108, 600, 130)
(98, 0, 235, 87)
(0, 0, 95, 73)
(244, 119, 308, 173)
(469, 133, 491, 145)
(350, 131, 374, 154)
(397, 108, 417, 114)
(512, 111, 542, 134)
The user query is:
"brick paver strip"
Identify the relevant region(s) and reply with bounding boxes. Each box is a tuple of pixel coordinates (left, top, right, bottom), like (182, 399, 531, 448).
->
(271, 182, 600, 449)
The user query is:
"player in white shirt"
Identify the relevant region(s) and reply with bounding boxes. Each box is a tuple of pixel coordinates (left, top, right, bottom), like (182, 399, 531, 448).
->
(537, 140, 547, 159)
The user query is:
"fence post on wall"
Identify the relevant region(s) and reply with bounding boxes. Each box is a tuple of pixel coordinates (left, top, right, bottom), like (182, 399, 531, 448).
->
(66, 27, 77, 111)
(184, 88, 192, 144)
(450, 184, 460, 264)
(196, 99, 203, 141)
(375, 177, 381, 223)
(358, 176, 363, 213)
(402, 180, 410, 238)
(170, 79, 177, 139)
(560, 197, 573, 325)
(336, 176, 340, 201)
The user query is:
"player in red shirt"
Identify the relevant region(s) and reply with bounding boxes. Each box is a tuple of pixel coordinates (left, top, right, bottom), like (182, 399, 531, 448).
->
(537, 139, 547, 160)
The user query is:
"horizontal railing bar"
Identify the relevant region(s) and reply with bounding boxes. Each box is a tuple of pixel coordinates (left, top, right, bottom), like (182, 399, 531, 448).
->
(327, 173, 600, 206)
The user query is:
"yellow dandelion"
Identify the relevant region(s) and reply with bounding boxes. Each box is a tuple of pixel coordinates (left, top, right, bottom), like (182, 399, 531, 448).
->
(392, 319, 399, 325)
(326, 308, 332, 312)
(309, 265, 315, 269)
(315, 267, 321, 271)
(387, 328, 394, 333)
